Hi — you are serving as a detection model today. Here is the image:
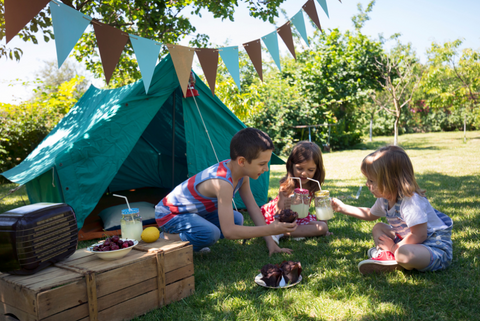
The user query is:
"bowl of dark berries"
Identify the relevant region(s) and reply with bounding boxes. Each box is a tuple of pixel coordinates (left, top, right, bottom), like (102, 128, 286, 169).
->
(86, 236, 138, 260)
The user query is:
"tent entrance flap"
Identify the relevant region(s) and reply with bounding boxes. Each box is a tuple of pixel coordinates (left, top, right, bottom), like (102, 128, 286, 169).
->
(108, 88, 187, 193)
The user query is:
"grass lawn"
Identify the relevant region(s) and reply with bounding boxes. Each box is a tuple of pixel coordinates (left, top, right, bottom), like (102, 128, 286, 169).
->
(1, 131, 479, 320)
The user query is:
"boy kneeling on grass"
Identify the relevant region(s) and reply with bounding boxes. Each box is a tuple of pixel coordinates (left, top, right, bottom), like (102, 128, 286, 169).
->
(331, 146, 453, 275)
(154, 128, 297, 256)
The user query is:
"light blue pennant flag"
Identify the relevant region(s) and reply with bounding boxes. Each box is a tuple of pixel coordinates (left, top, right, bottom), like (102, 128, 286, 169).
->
(291, 10, 309, 47)
(129, 35, 161, 94)
(316, 0, 330, 18)
(261, 31, 281, 72)
(49, 1, 91, 68)
(219, 46, 241, 91)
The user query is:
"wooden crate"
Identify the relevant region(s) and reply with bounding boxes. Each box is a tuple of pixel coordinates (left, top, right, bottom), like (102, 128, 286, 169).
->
(0, 239, 194, 321)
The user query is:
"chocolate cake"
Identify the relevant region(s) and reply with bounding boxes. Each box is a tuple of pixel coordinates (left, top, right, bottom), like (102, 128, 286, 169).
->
(260, 264, 283, 287)
(274, 209, 298, 223)
(280, 261, 302, 284)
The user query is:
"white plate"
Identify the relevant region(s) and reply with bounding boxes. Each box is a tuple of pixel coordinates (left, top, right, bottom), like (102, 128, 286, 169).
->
(255, 273, 302, 289)
(86, 239, 138, 260)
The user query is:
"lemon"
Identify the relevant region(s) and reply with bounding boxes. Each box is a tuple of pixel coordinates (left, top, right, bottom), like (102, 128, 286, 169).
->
(141, 227, 160, 243)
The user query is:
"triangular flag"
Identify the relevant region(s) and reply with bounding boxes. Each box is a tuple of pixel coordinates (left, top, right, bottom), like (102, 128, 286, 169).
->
(316, 0, 330, 18)
(5, 0, 50, 43)
(303, 0, 322, 32)
(130, 35, 161, 94)
(261, 31, 281, 72)
(49, 1, 91, 68)
(243, 40, 263, 82)
(291, 10, 309, 47)
(277, 22, 296, 60)
(166, 44, 195, 97)
(219, 46, 241, 91)
(196, 48, 219, 96)
(93, 21, 129, 85)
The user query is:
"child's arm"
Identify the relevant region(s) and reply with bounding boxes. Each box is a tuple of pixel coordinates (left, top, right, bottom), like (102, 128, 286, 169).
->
(331, 198, 379, 221)
(378, 223, 428, 253)
(207, 179, 296, 248)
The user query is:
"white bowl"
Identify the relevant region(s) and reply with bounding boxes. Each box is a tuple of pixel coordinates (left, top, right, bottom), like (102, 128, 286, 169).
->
(86, 238, 139, 261)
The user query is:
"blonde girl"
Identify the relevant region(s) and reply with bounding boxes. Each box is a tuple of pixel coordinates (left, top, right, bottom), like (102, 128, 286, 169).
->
(331, 145, 453, 275)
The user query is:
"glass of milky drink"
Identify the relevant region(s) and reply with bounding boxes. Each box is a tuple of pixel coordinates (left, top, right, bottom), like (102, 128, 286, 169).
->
(289, 188, 311, 219)
(120, 208, 143, 241)
(314, 190, 334, 220)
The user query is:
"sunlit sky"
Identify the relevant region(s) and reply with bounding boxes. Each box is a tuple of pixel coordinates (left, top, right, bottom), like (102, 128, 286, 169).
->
(1, 0, 479, 104)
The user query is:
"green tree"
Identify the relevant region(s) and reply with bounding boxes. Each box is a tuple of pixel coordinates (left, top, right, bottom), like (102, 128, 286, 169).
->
(421, 39, 480, 141)
(1, 0, 289, 87)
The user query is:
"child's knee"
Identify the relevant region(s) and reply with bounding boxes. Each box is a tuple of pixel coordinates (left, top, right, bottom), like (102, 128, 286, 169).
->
(233, 211, 244, 226)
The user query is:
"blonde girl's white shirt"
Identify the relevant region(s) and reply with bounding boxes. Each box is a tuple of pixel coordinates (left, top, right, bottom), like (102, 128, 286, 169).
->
(370, 193, 448, 235)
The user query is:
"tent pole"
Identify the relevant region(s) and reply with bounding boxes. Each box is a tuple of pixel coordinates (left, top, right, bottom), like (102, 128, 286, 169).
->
(172, 91, 176, 189)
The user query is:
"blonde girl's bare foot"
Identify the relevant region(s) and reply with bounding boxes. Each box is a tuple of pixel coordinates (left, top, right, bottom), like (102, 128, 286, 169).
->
(325, 231, 333, 236)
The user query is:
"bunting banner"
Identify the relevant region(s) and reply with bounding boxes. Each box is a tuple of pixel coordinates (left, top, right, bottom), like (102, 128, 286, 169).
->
(93, 20, 129, 85)
(262, 31, 281, 72)
(277, 22, 296, 60)
(129, 35, 161, 94)
(303, 0, 322, 32)
(316, 0, 330, 18)
(219, 46, 241, 91)
(49, 1, 91, 68)
(5, 0, 50, 43)
(166, 44, 195, 97)
(4, 0, 338, 93)
(196, 48, 219, 96)
(291, 10, 309, 47)
(243, 39, 263, 82)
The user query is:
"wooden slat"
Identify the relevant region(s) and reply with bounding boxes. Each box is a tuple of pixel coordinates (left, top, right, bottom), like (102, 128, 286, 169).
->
(134, 238, 189, 253)
(41, 302, 89, 321)
(86, 272, 98, 321)
(165, 276, 195, 305)
(37, 279, 88, 320)
(95, 256, 157, 298)
(164, 245, 193, 272)
(1, 267, 79, 289)
(156, 251, 165, 307)
(97, 278, 157, 312)
(165, 263, 194, 285)
(0, 301, 37, 321)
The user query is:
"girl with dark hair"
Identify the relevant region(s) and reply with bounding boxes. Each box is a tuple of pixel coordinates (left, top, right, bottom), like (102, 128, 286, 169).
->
(261, 141, 332, 243)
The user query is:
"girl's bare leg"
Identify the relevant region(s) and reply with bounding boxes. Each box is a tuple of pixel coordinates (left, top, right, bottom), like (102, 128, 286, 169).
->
(394, 244, 431, 270)
(284, 221, 332, 237)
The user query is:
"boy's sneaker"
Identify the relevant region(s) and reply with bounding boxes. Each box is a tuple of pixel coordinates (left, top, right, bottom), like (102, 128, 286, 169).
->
(292, 237, 306, 241)
(358, 250, 403, 275)
(271, 234, 283, 245)
(197, 247, 211, 254)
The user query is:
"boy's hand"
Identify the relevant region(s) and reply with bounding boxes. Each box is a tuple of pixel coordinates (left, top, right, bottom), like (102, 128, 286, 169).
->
(270, 220, 297, 234)
(331, 198, 345, 213)
(267, 242, 293, 257)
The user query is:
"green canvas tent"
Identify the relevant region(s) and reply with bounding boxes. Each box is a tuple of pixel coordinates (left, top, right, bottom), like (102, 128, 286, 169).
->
(1, 55, 284, 230)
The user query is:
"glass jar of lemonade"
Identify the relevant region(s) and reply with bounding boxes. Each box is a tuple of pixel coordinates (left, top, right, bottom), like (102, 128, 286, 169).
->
(120, 208, 143, 241)
(314, 190, 334, 220)
(289, 188, 311, 219)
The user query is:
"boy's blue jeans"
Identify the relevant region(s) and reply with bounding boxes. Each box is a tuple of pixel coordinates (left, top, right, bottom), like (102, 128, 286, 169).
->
(161, 211, 244, 252)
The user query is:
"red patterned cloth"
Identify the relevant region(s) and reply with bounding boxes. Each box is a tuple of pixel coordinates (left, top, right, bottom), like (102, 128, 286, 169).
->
(261, 195, 318, 226)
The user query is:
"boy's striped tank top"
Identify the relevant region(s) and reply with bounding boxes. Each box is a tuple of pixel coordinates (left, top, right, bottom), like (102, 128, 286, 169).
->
(155, 160, 243, 226)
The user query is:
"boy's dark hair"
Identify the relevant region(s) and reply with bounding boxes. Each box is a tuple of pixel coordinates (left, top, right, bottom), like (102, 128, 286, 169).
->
(230, 128, 274, 162)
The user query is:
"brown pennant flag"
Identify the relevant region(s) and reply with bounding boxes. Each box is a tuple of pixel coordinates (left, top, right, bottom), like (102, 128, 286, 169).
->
(303, 0, 322, 32)
(243, 40, 263, 82)
(166, 44, 195, 97)
(5, 0, 50, 43)
(196, 48, 219, 96)
(93, 21, 129, 85)
(277, 22, 296, 60)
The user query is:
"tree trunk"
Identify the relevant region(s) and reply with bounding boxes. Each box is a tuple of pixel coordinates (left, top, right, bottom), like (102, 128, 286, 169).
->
(369, 115, 373, 142)
(394, 116, 398, 146)
(464, 113, 467, 143)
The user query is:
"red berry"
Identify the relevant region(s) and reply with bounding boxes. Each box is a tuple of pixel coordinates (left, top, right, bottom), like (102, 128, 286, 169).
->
(117, 240, 124, 247)
(127, 240, 134, 246)
(112, 235, 120, 243)
(104, 239, 111, 246)
(103, 246, 111, 251)
(122, 242, 129, 248)
(111, 244, 119, 251)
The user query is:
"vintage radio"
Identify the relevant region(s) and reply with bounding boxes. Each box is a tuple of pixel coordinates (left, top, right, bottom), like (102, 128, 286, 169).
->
(0, 203, 78, 275)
